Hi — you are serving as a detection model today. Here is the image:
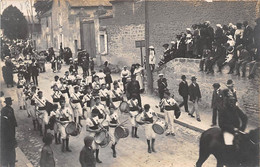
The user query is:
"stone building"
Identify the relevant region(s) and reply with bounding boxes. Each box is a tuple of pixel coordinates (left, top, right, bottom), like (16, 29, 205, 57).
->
(36, 0, 112, 54)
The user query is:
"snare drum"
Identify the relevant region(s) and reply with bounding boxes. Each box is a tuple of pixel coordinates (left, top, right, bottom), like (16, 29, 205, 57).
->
(94, 130, 110, 148)
(119, 101, 129, 113)
(114, 125, 129, 138)
(152, 119, 167, 135)
(65, 122, 79, 136)
(135, 114, 145, 125)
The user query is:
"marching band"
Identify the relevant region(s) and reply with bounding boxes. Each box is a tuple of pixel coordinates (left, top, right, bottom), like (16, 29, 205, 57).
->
(15, 64, 181, 163)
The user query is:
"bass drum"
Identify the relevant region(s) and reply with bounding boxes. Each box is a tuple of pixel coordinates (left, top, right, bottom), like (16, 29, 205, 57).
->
(119, 101, 129, 113)
(114, 125, 129, 138)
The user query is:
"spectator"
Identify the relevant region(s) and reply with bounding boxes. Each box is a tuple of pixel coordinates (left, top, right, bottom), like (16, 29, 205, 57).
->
(79, 136, 96, 167)
(192, 24, 201, 58)
(29, 59, 40, 86)
(2, 59, 14, 87)
(157, 73, 167, 100)
(133, 64, 144, 92)
(199, 49, 211, 72)
(39, 133, 55, 167)
(215, 24, 224, 45)
(126, 75, 142, 107)
(175, 35, 186, 58)
(90, 58, 94, 72)
(235, 45, 251, 77)
(226, 46, 236, 74)
(178, 75, 189, 113)
(234, 23, 244, 46)
(188, 76, 201, 122)
(169, 41, 177, 59)
(243, 21, 254, 49)
(211, 83, 222, 127)
(103, 61, 113, 90)
(185, 34, 193, 58)
(158, 44, 171, 66)
(121, 66, 131, 93)
(1, 97, 17, 167)
(148, 46, 156, 72)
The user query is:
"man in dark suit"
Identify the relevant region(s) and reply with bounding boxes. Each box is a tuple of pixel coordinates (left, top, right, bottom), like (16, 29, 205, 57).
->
(157, 74, 167, 100)
(243, 21, 253, 49)
(211, 83, 223, 126)
(188, 76, 201, 122)
(127, 75, 142, 107)
(178, 75, 189, 113)
(29, 59, 39, 86)
(1, 97, 17, 167)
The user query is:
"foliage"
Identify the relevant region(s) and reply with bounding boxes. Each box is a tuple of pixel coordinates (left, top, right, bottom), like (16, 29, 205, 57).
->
(1, 5, 28, 40)
(34, 0, 52, 19)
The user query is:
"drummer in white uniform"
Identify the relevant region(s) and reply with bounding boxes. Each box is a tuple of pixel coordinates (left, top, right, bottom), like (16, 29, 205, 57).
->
(17, 73, 26, 110)
(99, 83, 109, 107)
(51, 75, 60, 89)
(52, 84, 63, 105)
(70, 85, 83, 127)
(86, 108, 103, 163)
(92, 75, 101, 96)
(160, 91, 178, 136)
(128, 94, 140, 138)
(57, 98, 73, 152)
(82, 85, 93, 119)
(108, 106, 120, 158)
(58, 78, 69, 99)
(141, 104, 157, 153)
(25, 86, 37, 130)
(34, 91, 48, 136)
(92, 96, 110, 131)
(109, 81, 123, 109)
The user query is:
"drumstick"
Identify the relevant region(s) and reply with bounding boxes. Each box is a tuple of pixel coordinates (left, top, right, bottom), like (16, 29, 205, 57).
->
(117, 119, 128, 127)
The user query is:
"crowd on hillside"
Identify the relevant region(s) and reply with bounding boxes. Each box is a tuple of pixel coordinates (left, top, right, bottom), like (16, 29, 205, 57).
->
(156, 18, 260, 79)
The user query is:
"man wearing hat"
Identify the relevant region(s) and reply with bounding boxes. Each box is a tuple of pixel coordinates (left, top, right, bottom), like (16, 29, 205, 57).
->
(169, 41, 177, 59)
(178, 75, 189, 113)
(188, 76, 202, 122)
(157, 74, 167, 100)
(234, 45, 251, 77)
(1, 97, 17, 167)
(79, 136, 96, 167)
(148, 46, 156, 72)
(161, 43, 171, 65)
(243, 21, 253, 49)
(211, 83, 223, 126)
(121, 66, 131, 93)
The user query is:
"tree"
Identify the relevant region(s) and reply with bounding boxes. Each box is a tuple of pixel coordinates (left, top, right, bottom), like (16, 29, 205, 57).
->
(1, 5, 28, 40)
(34, 0, 52, 20)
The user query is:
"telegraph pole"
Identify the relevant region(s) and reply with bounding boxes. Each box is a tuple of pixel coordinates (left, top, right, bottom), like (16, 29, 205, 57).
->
(145, 0, 153, 94)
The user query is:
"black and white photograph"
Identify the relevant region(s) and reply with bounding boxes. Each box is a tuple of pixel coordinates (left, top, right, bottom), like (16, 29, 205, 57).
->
(0, 0, 259, 166)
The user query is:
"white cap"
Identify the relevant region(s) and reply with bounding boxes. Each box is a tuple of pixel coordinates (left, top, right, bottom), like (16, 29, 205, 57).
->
(186, 28, 191, 31)
(216, 24, 222, 28)
(171, 41, 176, 44)
(158, 73, 164, 76)
(149, 46, 154, 49)
(227, 35, 233, 39)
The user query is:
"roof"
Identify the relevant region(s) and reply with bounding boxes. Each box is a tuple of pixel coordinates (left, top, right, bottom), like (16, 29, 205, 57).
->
(68, 0, 112, 7)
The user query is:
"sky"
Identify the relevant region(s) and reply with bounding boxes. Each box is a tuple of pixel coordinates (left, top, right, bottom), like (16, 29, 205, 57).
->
(0, 0, 35, 16)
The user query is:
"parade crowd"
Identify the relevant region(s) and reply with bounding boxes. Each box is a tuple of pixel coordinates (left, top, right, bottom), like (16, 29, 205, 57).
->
(1, 18, 258, 167)
(155, 19, 259, 79)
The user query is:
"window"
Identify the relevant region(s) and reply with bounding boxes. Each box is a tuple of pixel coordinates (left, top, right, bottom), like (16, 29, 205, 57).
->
(99, 32, 108, 54)
(58, 13, 62, 27)
(58, 0, 60, 7)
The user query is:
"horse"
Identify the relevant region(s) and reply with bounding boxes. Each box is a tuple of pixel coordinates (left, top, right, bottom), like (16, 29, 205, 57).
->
(195, 127, 259, 167)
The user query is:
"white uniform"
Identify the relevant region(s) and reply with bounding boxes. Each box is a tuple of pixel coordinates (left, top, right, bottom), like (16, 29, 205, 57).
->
(26, 92, 37, 120)
(128, 99, 139, 127)
(86, 116, 101, 150)
(58, 82, 69, 99)
(96, 72, 106, 85)
(92, 81, 101, 94)
(57, 107, 73, 139)
(93, 104, 109, 127)
(82, 93, 92, 118)
(52, 90, 62, 105)
(99, 88, 109, 106)
(17, 79, 26, 107)
(35, 96, 48, 125)
(161, 98, 178, 134)
(110, 88, 123, 108)
(51, 80, 59, 89)
(141, 110, 156, 140)
(70, 91, 83, 123)
(108, 112, 120, 144)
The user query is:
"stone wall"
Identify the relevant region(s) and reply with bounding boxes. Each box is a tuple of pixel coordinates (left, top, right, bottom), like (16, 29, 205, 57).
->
(147, 1, 258, 64)
(153, 58, 259, 125)
(100, 1, 145, 67)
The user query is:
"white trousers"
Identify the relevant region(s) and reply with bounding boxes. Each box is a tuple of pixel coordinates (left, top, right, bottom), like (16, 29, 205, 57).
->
(109, 127, 119, 144)
(165, 111, 175, 133)
(129, 111, 139, 127)
(59, 123, 69, 139)
(17, 88, 25, 107)
(145, 124, 156, 140)
(87, 131, 99, 150)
